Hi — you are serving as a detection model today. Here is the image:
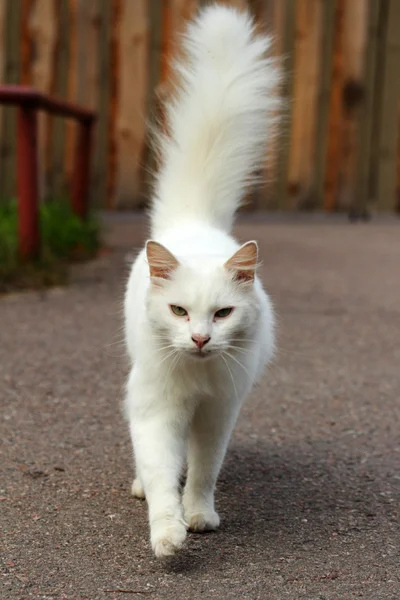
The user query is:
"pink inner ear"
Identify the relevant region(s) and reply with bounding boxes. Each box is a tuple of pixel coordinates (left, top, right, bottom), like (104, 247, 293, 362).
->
(224, 241, 258, 283)
(146, 241, 179, 280)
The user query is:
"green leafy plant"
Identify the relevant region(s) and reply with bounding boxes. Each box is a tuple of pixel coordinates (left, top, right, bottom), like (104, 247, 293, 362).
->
(0, 199, 101, 293)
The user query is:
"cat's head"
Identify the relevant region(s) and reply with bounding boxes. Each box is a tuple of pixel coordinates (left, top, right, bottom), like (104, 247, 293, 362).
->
(145, 240, 260, 359)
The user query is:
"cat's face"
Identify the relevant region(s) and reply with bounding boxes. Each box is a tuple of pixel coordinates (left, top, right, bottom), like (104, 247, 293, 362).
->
(145, 241, 260, 359)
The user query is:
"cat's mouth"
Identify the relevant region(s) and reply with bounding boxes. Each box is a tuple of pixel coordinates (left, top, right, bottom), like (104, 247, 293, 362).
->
(188, 349, 214, 360)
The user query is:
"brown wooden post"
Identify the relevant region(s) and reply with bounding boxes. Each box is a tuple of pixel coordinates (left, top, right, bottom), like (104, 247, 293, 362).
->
(17, 106, 40, 259)
(72, 119, 93, 219)
(324, 0, 345, 212)
(1, 0, 22, 202)
(340, 0, 369, 213)
(50, 0, 70, 196)
(0, 1, 6, 199)
(376, 0, 400, 211)
(274, 0, 296, 210)
(114, 0, 149, 208)
(94, 0, 113, 209)
(353, 0, 381, 215)
(140, 0, 164, 201)
(29, 0, 57, 201)
(161, 0, 173, 86)
(288, 0, 322, 209)
(314, 0, 336, 209)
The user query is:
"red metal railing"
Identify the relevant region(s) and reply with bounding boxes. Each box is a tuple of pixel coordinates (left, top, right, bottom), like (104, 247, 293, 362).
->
(0, 85, 96, 259)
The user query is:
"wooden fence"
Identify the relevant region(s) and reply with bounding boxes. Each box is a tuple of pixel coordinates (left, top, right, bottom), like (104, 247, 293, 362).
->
(0, 0, 400, 213)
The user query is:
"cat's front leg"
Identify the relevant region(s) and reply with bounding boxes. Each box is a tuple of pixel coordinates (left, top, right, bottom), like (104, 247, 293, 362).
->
(127, 376, 189, 557)
(183, 397, 240, 532)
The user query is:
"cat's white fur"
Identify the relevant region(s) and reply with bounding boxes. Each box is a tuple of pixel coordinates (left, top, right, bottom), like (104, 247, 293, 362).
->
(124, 4, 279, 558)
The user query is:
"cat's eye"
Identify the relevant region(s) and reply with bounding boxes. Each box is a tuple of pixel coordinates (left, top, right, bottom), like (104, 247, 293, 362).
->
(170, 305, 188, 317)
(214, 307, 233, 319)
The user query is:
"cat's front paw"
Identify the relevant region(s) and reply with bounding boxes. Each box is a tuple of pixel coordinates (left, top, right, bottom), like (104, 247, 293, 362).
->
(131, 477, 145, 500)
(150, 516, 187, 558)
(185, 508, 220, 532)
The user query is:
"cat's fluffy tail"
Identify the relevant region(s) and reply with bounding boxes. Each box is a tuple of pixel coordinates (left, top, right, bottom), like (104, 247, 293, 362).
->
(151, 4, 280, 236)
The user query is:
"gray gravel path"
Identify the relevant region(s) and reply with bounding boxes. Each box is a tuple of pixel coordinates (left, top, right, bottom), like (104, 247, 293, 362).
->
(1, 218, 399, 600)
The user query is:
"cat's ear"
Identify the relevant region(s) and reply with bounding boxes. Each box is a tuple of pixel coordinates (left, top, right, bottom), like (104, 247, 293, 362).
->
(224, 241, 258, 283)
(146, 240, 179, 280)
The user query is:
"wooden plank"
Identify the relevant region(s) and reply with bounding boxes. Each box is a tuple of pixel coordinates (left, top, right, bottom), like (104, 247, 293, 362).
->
(352, 1, 381, 214)
(248, 0, 272, 21)
(94, 0, 113, 208)
(258, 0, 286, 207)
(272, 0, 286, 56)
(246, 0, 270, 209)
(2, 1, 21, 83)
(64, 0, 101, 204)
(75, 0, 101, 110)
(397, 100, 400, 212)
(0, 0, 23, 202)
(0, 0, 7, 201)
(21, 0, 34, 85)
(75, 0, 101, 205)
(343, 0, 368, 78)
(140, 0, 164, 203)
(160, 0, 198, 86)
(313, 0, 336, 209)
(368, 0, 388, 204)
(160, 0, 173, 86)
(64, 0, 78, 194)
(0, 1, 5, 77)
(146, 0, 164, 118)
(339, 0, 369, 212)
(107, 0, 121, 209)
(156, 0, 199, 169)
(48, 0, 70, 198)
(247, 0, 261, 17)
(274, 0, 296, 209)
(376, 0, 400, 211)
(288, 0, 322, 209)
(323, 0, 345, 212)
(28, 0, 57, 199)
(226, 0, 247, 9)
(238, 0, 274, 209)
(259, 0, 285, 208)
(114, 0, 149, 208)
(0, 1, 6, 80)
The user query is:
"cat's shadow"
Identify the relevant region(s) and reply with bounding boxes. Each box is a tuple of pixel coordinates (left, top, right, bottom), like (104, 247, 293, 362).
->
(165, 441, 391, 574)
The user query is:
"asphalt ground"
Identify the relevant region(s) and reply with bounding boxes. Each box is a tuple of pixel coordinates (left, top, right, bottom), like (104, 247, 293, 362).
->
(1, 217, 399, 599)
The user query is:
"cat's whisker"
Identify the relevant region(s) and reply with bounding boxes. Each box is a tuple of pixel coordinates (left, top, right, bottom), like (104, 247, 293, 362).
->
(103, 336, 175, 357)
(169, 352, 182, 379)
(228, 338, 261, 345)
(226, 344, 252, 355)
(220, 354, 239, 403)
(163, 351, 182, 389)
(103, 339, 125, 350)
(153, 343, 177, 353)
(153, 349, 179, 370)
(223, 350, 251, 380)
(103, 350, 128, 359)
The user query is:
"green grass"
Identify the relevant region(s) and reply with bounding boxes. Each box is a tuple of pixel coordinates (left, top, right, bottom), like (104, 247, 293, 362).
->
(0, 199, 101, 293)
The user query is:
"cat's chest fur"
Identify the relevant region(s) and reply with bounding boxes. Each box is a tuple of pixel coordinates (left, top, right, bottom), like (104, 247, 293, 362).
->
(153, 353, 244, 404)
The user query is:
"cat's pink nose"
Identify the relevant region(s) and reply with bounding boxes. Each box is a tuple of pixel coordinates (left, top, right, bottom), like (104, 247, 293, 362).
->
(191, 334, 210, 349)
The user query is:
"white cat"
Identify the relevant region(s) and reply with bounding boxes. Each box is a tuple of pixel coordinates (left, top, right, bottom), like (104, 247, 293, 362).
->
(124, 4, 280, 558)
